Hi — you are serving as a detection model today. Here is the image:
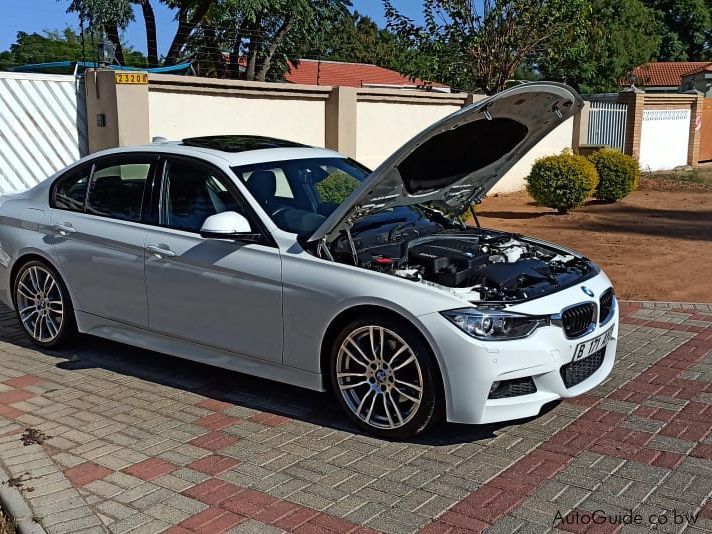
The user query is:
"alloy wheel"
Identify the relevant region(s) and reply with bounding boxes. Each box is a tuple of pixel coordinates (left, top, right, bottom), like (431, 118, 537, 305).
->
(16, 265, 64, 343)
(335, 325, 424, 430)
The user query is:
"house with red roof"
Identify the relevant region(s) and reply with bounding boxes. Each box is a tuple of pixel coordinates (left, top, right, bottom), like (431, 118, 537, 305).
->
(680, 63, 712, 97)
(626, 61, 712, 93)
(284, 59, 449, 92)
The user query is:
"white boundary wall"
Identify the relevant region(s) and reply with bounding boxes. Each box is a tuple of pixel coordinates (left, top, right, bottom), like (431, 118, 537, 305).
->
(149, 90, 326, 147)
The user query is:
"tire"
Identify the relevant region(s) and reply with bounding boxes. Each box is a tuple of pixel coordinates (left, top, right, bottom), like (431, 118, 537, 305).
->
(329, 314, 444, 439)
(13, 260, 76, 349)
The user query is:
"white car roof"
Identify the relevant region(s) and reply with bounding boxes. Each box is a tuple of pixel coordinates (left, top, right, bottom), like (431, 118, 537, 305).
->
(87, 136, 345, 168)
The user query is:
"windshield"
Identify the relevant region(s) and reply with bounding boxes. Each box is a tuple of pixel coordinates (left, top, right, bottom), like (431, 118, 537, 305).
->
(231, 157, 369, 236)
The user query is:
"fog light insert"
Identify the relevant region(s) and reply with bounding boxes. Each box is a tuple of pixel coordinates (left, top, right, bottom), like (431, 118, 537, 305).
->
(487, 377, 537, 399)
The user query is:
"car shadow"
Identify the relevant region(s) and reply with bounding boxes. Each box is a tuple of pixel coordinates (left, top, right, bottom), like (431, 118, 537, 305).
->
(3, 318, 543, 446)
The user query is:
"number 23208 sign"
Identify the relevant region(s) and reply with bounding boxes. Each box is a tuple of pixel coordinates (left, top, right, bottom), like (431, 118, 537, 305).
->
(115, 72, 148, 85)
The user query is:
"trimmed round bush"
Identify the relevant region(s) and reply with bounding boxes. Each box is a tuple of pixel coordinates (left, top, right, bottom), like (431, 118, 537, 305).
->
(526, 152, 599, 214)
(588, 148, 640, 202)
(315, 171, 360, 204)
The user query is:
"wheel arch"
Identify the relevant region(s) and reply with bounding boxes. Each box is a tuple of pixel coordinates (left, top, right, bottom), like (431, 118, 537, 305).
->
(9, 252, 61, 307)
(319, 304, 446, 402)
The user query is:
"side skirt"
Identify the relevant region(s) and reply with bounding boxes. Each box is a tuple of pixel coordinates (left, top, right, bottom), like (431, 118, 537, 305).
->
(75, 310, 325, 392)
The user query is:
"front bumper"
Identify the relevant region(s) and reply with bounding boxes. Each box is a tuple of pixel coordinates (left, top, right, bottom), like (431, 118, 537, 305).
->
(418, 276, 618, 424)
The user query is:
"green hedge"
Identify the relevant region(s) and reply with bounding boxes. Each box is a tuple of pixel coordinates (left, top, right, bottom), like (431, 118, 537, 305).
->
(588, 148, 640, 202)
(526, 152, 599, 214)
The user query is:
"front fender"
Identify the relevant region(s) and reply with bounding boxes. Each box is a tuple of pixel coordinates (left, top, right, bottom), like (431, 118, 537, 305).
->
(281, 250, 466, 375)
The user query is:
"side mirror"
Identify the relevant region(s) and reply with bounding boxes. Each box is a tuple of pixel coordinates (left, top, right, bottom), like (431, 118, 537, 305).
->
(200, 212, 259, 241)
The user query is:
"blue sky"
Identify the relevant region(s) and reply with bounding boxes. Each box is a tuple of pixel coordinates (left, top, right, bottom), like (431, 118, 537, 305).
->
(0, 0, 425, 55)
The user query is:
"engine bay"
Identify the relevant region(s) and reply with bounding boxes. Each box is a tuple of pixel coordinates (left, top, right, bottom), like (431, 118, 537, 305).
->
(328, 222, 597, 302)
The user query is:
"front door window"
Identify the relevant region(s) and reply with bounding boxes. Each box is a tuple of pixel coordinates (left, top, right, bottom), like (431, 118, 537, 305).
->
(162, 159, 245, 233)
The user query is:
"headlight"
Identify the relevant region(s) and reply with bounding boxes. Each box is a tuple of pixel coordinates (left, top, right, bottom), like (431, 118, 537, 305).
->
(441, 308, 549, 341)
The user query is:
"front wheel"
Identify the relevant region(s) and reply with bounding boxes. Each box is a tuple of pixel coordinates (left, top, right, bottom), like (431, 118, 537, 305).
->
(329, 315, 444, 439)
(13, 260, 76, 349)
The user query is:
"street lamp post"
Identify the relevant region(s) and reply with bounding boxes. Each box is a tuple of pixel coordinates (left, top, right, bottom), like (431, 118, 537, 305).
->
(97, 34, 117, 67)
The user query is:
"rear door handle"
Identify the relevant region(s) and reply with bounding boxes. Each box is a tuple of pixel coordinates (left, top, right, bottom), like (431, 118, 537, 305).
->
(52, 223, 76, 236)
(146, 245, 176, 258)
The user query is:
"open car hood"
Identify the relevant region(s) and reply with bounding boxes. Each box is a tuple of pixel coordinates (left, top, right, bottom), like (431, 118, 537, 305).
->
(307, 82, 583, 244)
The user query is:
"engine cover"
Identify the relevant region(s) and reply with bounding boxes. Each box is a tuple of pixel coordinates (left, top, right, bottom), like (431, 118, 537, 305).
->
(407, 238, 489, 286)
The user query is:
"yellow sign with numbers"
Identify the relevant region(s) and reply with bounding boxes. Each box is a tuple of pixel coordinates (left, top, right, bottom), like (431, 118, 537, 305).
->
(115, 72, 149, 85)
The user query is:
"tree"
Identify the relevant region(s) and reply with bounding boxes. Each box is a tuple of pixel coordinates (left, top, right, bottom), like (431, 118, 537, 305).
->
(187, 0, 304, 79)
(187, 0, 352, 81)
(162, 0, 215, 65)
(384, 0, 589, 94)
(67, 0, 134, 65)
(643, 0, 712, 60)
(134, 0, 159, 67)
(66, 0, 353, 77)
(0, 29, 146, 70)
(538, 0, 662, 93)
(66, 0, 218, 66)
(302, 11, 424, 76)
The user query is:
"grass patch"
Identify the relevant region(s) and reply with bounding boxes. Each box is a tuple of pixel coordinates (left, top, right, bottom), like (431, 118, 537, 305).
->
(642, 166, 712, 190)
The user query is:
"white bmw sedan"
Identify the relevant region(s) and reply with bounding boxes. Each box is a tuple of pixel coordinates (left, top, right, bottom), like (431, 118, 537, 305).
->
(0, 83, 617, 438)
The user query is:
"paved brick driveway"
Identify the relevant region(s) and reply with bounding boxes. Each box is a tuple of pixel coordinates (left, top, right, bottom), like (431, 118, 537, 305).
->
(0, 302, 710, 534)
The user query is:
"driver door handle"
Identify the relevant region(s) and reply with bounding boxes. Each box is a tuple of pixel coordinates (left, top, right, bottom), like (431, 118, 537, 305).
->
(52, 223, 76, 235)
(146, 245, 176, 258)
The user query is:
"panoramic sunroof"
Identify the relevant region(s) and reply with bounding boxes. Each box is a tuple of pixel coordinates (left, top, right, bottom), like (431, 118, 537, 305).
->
(182, 135, 306, 153)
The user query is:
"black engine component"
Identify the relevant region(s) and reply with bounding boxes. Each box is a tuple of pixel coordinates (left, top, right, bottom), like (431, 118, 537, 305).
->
(330, 213, 443, 267)
(326, 218, 598, 303)
(471, 259, 557, 299)
(475, 259, 550, 286)
(471, 259, 592, 300)
(407, 239, 488, 286)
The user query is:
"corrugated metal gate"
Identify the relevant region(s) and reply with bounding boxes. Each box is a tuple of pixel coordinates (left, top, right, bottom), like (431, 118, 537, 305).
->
(587, 100, 628, 151)
(0, 72, 87, 193)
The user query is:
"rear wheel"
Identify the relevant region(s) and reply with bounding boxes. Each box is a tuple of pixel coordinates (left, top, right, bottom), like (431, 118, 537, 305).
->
(13, 260, 76, 349)
(329, 315, 443, 439)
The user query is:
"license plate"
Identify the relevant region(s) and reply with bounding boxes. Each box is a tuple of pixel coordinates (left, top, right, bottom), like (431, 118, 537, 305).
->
(572, 326, 613, 362)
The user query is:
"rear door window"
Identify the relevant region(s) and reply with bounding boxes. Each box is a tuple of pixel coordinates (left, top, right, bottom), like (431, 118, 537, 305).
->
(86, 157, 154, 222)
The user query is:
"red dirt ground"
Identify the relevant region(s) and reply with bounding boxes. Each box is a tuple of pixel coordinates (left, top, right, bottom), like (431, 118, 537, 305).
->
(475, 179, 712, 303)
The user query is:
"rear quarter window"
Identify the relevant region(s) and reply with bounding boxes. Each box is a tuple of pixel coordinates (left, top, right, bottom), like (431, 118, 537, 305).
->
(53, 165, 92, 212)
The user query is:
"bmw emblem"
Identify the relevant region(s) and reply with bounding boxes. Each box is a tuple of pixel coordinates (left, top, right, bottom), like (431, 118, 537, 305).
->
(581, 286, 594, 297)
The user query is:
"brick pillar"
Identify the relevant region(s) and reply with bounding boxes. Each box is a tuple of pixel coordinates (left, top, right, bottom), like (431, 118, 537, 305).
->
(325, 86, 357, 159)
(618, 88, 645, 160)
(463, 93, 478, 106)
(463, 93, 486, 108)
(686, 90, 704, 166)
(85, 69, 150, 153)
(572, 101, 590, 152)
